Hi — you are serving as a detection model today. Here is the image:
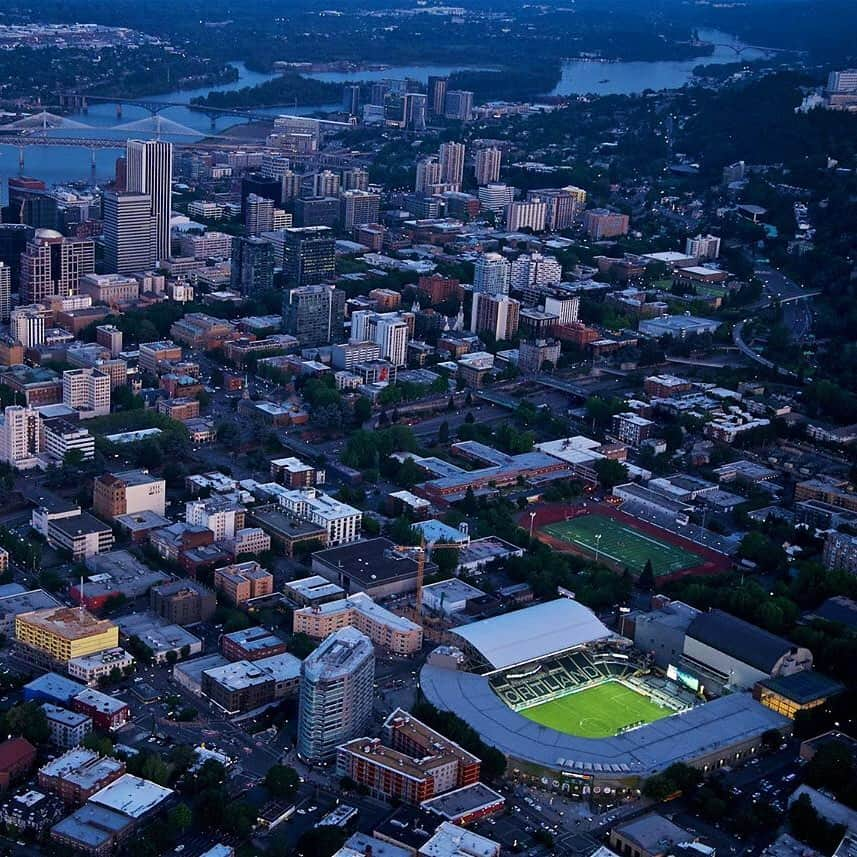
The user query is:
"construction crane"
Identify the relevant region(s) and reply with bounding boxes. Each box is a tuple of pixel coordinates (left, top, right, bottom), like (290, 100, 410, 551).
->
(394, 539, 465, 623)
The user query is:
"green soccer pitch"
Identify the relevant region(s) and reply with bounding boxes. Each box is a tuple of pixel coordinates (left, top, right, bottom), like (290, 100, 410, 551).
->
(542, 514, 700, 577)
(519, 680, 670, 738)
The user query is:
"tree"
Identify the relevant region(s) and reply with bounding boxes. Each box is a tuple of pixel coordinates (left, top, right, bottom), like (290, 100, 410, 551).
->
(639, 559, 655, 591)
(438, 420, 450, 444)
(353, 397, 372, 424)
(264, 764, 300, 799)
(167, 803, 192, 832)
(594, 458, 628, 490)
(4, 702, 49, 744)
(293, 826, 348, 857)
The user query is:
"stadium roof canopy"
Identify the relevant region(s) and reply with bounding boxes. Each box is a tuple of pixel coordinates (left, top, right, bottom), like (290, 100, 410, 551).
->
(450, 598, 612, 671)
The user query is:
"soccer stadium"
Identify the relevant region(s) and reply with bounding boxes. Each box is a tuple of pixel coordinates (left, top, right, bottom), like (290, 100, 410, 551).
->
(420, 599, 790, 797)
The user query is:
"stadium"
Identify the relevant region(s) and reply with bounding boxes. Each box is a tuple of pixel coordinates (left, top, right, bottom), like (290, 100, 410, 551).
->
(420, 599, 790, 798)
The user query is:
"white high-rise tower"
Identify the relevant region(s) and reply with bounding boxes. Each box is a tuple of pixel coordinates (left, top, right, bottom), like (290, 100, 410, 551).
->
(126, 140, 173, 263)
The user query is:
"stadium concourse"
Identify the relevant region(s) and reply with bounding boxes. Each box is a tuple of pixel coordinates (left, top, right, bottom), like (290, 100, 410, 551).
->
(421, 599, 790, 797)
(522, 502, 731, 582)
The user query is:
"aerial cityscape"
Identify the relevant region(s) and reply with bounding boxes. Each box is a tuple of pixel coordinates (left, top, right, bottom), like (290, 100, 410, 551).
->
(0, 0, 853, 855)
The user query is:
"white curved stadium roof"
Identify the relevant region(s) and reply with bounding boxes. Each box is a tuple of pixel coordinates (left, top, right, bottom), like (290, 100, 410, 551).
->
(451, 598, 612, 670)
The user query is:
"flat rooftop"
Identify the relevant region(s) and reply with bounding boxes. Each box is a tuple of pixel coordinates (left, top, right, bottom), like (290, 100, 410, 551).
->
(421, 782, 505, 820)
(17, 606, 116, 641)
(314, 537, 430, 585)
(89, 773, 173, 819)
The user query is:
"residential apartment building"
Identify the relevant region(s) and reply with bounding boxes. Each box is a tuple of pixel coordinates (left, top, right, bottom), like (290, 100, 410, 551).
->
(62, 368, 110, 419)
(505, 200, 547, 233)
(474, 147, 501, 185)
(297, 627, 375, 762)
(473, 252, 510, 295)
(20, 231, 94, 303)
(293, 592, 423, 656)
(149, 579, 216, 625)
(185, 497, 244, 541)
(42, 705, 92, 749)
(283, 283, 345, 347)
(213, 562, 275, 606)
(471, 293, 520, 341)
(583, 208, 629, 239)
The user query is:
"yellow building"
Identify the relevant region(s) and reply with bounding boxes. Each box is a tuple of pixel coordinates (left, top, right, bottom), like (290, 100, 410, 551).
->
(15, 607, 119, 663)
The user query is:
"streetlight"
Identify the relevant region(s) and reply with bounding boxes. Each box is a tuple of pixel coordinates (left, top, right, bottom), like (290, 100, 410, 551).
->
(594, 533, 602, 564)
(529, 511, 536, 539)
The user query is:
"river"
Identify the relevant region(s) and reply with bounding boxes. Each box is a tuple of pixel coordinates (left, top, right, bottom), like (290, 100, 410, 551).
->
(0, 33, 770, 188)
(550, 29, 769, 96)
(0, 62, 324, 190)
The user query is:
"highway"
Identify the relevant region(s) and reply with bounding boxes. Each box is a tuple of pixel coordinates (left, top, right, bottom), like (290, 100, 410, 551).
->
(732, 264, 819, 379)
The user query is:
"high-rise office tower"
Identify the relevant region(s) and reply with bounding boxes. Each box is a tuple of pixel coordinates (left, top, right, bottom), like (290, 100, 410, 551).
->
(297, 627, 375, 763)
(125, 140, 173, 262)
(0, 223, 34, 288)
(342, 84, 362, 116)
(0, 263, 10, 323)
(281, 227, 336, 286)
(314, 170, 341, 198)
(283, 284, 346, 347)
(241, 173, 282, 218)
(244, 194, 275, 235)
(443, 90, 473, 121)
(102, 191, 156, 275)
(439, 142, 465, 190)
(20, 230, 94, 303)
(471, 293, 520, 341)
(7, 177, 58, 230)
(402, 93, 427, 131)
(427, 75, 448, 117)
(0, 405, 42, 470)
(473, 252, 511, 295)
(342, 168, 369, 192)
(231, 237, 274, 296)
(10, 304, 49, 348)
(415, 157, 442, 194)
(474, 147, 502, 185)
(340, 190, 381, 230)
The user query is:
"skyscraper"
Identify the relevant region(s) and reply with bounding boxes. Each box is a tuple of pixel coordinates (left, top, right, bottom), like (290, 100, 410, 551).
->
(241, 173, 282, 217)
(231, 237, 274, 296)
(439, 142, 465, 190)
(474, 147, 502, 185)
(0, 263, 10, 323)
(20, 230, 95, 303)
(342, 168, 369, 192)
(281, 227, 336, 286)
(505, 200, 547, 233)
(297, 627, 375, 763)
(415, 157, 442, 193)
(125, 140, 173, 262)
(340, 190, 380, 230)
(402, 93, 427, 131)
(351, 311, 410, 367)
(342, 84, 362, 116)
(0, 405, 41, 470)
(0, 223, 34, 288)
(314, 170, 341, 198)
(427, 75, 448, 117)
(244, 194, 275, 235)
(443, 90, 473, 121)
(471, 293, 520, 341)
(102, 192, 156, 274)
(473, 252, 511, 295)
(283, 284, 346, 347)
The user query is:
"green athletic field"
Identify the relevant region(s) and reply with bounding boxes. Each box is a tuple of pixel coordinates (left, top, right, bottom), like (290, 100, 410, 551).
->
(542, 514, 700, 577)
(519, 680, 669, 738)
